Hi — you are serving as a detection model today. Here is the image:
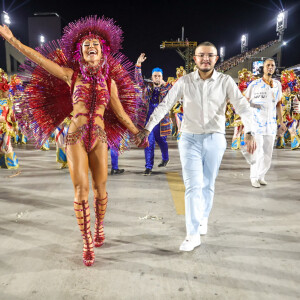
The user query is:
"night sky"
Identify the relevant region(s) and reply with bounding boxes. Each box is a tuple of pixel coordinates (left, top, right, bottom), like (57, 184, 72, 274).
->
(1, 0, 300, 78)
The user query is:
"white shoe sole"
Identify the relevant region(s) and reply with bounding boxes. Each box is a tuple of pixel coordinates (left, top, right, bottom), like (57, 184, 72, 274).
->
(199, 227, 207, 235)
(179, 243, 201, 251)
(251, 184, 261, 188)
(251, 180, 261, 188)
(259, 181, 267, 185)
(179, 241, 201, 251)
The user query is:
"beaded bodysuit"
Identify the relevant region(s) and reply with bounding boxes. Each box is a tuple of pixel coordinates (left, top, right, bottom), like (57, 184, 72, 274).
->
(66, 71, 109, 152)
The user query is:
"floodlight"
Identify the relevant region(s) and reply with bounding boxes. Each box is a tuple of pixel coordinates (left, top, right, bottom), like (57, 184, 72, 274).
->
(2, 11, 11, 25)
(277, 12, 284, 22)
(220, 47, 225, 57)
(241, 34, 248, 53)
(40, 35, 45, 44)
(276, 10, 288, 33)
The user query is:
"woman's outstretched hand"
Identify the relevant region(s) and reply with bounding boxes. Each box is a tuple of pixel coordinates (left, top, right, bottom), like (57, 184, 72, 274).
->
(0, 25, 14, 41)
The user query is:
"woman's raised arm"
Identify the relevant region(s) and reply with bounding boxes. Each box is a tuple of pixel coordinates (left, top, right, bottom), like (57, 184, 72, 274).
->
(0, 25, 73, 85)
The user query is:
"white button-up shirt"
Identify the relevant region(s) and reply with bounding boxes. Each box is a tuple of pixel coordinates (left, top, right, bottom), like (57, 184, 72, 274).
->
(244, 78, 282, 135)
(145, 70, 253, 134)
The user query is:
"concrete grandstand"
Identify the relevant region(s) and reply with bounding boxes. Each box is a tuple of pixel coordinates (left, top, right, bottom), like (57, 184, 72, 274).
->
(216, 40, 284, 79)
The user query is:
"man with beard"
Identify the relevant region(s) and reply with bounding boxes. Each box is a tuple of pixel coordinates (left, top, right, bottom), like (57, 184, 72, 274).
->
(135, 54, 172, 175)
(137, 42, 256, 251)
(245, 58, 285, 188)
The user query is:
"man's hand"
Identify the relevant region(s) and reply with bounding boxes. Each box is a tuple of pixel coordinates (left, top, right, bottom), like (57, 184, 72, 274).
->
(245, 134, 257, 154)
(133, 129, 150, 148)
(136, 53, 147, 66)
(136, 128, 150, 141)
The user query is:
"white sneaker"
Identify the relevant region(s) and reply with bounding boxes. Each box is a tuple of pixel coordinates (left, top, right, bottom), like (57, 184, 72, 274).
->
(199, 218, 208, 235)
(251, 179, 261, 188)
(259, 178, 267, 185)
(179, 235, 201, 251)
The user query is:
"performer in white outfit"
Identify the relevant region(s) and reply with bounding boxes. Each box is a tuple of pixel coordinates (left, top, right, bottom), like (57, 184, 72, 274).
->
(245, 58, 286, 188)
(137, 41, 256, 251)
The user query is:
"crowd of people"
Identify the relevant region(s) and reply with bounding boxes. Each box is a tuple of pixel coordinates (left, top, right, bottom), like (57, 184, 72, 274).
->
(216, 40, 278, 72)
(0, 16, 149, 267)
(227, 68, 300, 152)
(0, 14, 299, 266)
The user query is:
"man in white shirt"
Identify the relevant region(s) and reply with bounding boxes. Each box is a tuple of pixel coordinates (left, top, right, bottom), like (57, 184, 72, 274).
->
(137, 41, 256, 251)
(245, 58, 286, 188)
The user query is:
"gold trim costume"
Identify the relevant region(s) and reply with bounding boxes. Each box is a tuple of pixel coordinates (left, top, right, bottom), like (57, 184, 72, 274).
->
(55, 116, 72, 169)
(168, 66, 186, 140)
(227, 69, 256, 150)
(276, 70, 300, 150)
(9, 75, 28, 145)
(0, 69, 19, 169)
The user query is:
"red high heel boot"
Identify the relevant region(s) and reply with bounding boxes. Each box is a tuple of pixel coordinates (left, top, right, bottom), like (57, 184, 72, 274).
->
(74, 200, 95, 266)
(94, 193, 108, 247)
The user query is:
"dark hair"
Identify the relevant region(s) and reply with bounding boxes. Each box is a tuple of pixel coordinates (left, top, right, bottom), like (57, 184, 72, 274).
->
(263, 58, 275, 66)
(195, 41, 218, 54)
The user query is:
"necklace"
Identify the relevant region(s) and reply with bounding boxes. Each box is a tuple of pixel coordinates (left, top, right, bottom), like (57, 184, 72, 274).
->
(79, 61, 106, 88)
(262, 77, 273, 88)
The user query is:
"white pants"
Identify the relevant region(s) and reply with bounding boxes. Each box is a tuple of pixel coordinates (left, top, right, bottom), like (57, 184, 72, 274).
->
(178, 133, 226, 236)
(250, 135, 275, 180)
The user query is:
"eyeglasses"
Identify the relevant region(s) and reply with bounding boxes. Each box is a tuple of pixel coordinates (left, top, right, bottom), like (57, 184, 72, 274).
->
(194, 54, 218, 59)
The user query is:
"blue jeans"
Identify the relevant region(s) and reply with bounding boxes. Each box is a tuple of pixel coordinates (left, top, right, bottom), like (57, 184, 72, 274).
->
(178, 132, 226, 236)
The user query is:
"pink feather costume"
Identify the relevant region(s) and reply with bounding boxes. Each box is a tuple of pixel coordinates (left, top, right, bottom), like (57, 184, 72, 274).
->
(16, 16, 147, 153)
(13, 15, 147, 267)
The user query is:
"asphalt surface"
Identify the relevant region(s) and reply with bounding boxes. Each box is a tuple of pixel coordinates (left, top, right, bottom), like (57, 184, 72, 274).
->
(0, 137, 299, 300)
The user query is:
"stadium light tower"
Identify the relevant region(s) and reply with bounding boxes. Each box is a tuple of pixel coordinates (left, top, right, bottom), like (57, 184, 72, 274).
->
(40, 35, 45, 47)
(1, 11, 11, 27)
(276, 10, 288, 42)
(220, 47, 225, 62)
(241, 34, 248, 53)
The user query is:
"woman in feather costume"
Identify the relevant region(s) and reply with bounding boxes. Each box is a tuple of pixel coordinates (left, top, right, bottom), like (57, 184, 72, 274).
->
(0, 16, 147, 266)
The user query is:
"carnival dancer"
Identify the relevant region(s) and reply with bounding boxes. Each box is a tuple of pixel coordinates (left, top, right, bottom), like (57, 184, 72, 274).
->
(135, 53, 172, 175)
(110, 133, 130, 174)
(173, 101, 183, 140)
(0, 69, 19, 169)
(137, 42, 256, 251)
(55, 117, 71, 169)
(277, 70, 300, 150)
(110, 147, 124, 175)
(230, 69, 256, 150)
(9, 75, 28, 144)
(245, 58, 286, 188)
(40, 139, 50, 151)
(0, 16, 147, 266)
(171, 66, 186, 140)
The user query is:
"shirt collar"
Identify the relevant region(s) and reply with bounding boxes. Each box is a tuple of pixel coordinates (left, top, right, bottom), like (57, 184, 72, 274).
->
(193, 69, 218, 81)
(193, 70, 200, 81)
(211, 69, 218, 81)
